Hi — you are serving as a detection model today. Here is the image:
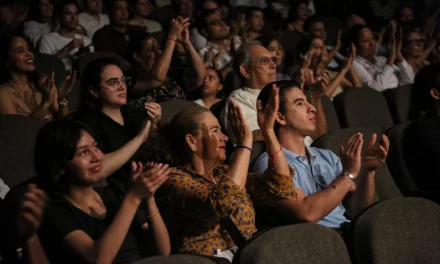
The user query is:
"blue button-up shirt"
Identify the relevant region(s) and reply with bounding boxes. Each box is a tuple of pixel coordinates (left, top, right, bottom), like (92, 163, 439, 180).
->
(252, 147, 350, 228)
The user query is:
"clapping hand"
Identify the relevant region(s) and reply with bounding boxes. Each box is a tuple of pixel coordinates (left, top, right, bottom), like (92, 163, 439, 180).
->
(364, 134, 390, 171)
(256, 84, 279, 134)
(17, 185, 48, 240)
(340, 133, 364, 191)
(144, 102, 162, 125)
(58, 71, 76, 100)
(130, 162, 170, 201)
(228, 99, 252, 146)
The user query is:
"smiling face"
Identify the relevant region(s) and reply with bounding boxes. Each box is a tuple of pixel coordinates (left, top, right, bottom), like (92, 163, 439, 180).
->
(7, 36, 35, 74)
(404, 31, 425, 57)
(65, 129, 104, 185)
(92, 64, 127, 107)
(267, 39, 284, 67)
(192, 112, 228, 162)
(277, 87, 316, 137)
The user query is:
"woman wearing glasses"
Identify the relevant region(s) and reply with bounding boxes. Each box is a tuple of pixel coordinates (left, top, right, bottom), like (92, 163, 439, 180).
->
(401, 29, 434, 77)
(67, 57, 162, 185)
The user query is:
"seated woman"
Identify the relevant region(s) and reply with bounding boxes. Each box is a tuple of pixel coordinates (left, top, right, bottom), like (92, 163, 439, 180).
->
(349, 24, 414, 91)
(401, 28, 433, 77)
(284, 0, 309, 34)
(404, 64, 440, 191)
(68, 57, 161, 184)
(158, 88, 296, 261)
(0, 34, 75, 120)
(296, 36, 362, 99)
(36, 120, 170, 264)
(255, 35, 291, 81)
(193, 67, 224, 109)
(127, 17, 205, 101)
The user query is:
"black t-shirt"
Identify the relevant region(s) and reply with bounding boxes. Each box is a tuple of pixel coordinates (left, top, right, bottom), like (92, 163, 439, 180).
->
(66, 109, 144, 183)
(38, 180, 152, 264)
(403, 114, 440, 191)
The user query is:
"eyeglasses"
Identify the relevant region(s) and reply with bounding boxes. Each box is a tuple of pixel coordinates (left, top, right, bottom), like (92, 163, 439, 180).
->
(405, 39, 426, 46)
(97, 76, 131, 90)
(253, 56, 277, 65)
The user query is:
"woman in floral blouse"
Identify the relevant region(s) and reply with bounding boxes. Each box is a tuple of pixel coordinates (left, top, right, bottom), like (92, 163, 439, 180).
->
(158, 85, 297, 261)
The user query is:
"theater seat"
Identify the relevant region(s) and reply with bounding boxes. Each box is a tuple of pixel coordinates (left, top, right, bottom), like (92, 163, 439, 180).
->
(0, 115, 42, 188)
(383, 85, 412, 124)
(312, 127, 402, 209)
(159, 99, 200, 125)
(352, 197, 440, 264)
(237, 224, 352, 264)
(333, 88, 394, 133)
(132, 255, 223, 264)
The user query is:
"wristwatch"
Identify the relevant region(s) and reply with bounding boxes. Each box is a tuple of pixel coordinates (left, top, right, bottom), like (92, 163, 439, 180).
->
(58, 98, 68, 107)
(343, 172, 356, 184)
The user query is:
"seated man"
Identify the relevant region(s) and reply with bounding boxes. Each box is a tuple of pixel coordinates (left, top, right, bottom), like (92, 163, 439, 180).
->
(252, 80, 389, 228)
(221, 41, 327, 146)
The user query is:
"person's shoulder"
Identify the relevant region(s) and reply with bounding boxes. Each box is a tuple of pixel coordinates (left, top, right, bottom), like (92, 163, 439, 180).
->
(40, 32, 59, 40)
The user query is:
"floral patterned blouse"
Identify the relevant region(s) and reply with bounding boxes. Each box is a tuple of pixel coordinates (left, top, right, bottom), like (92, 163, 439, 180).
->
(158, 164, 296, 256)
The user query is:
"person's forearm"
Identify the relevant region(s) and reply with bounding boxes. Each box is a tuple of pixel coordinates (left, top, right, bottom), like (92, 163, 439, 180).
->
(325, 69, 348, 97)
(349, 67, 362, 88)
(91, 192, 141, 263)
(227, 138, 252, 189)
(348, 171, 376, 217)
(252, 129, 264, 142)
(152, 38, 176, 82)
(263, 129, 290, 176)
(294, 176, 353, 223)
(101, 135, 144, 178)
(184, 43, 206, 87)
(309, 97, 327, 140)
(23, 234, 48, 264)
(145, 198, 170, 256)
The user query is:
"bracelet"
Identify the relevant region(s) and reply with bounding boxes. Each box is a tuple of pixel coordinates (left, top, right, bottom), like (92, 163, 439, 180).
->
(236, 145, 252, 152)
(343, 172, 356, 184)
(269, 145, 283, 160)
(58, 98, 68, 107)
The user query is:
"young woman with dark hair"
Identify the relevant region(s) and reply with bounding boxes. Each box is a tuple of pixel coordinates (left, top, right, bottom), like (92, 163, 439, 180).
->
(35, 120, 170, 264)
(0, 34, 75, 120)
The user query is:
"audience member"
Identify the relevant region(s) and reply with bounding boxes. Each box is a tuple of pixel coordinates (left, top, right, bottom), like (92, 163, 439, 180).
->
(0, 34, 74, 120)
(242, 7, 264, 42)
(93, 0, 144, 57)
(345, 13, 366, 31)
(395, 4, 416, 28)
(78, 0, 110, 39)
(252, 80, 390, 228)
(24, 0, 54, 46)
(69, 58, 161, 184)
(405, 64, 440, 190)
(35, 120, 170, 264)
(172, 0, 194, 19)
(349, 24, 414, 91)
(197, 9, 241, 73)
(129, 0, 162, 33)
(39, 0, 94, 72)
(0, 0, 29, 35)
(158, 91, 295, 259)
(255, 35, 290, 81)
(401, 28, 430, 77)
(285, 0, 309, 34)
(128, 17, 203, 99)
(193, 67, 223, 108)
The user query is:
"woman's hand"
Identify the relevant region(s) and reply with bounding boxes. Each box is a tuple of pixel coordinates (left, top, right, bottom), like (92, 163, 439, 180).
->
(342, 44, 356, 71)
(40, 72, 58, 111)
(257, 84, 279, 134)
(130, 162, 170, 201)
(137, 119, 152, 142)
(227, 99, 252, 146)
(144, 102, 162, 125)
(307, 70, 329, 101)
(396, 27, 404, 63)
(169, 17, 190, 41)
(17, 184, 48, 240)
(387, 34, 397, 65)
(58, 71, 76, 100)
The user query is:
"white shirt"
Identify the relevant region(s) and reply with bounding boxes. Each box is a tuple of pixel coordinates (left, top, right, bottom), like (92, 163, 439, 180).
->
(78, 12, 110, 39)
(352, 56, 414, 92)
(24, 20, 52, 47)
(191, 28, 208, 51)
(0, 178, 9, 199)
(128, 19, 162, 33)
(198, 36, 242, 70)
(39, 32, 94, 72)
(221, 87, 313, 146)
(193, 99, 206, 107)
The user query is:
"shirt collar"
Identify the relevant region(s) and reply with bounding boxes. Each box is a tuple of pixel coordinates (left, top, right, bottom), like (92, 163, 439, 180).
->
(242, 87, 262, 96)
(283, 146, 318, 162)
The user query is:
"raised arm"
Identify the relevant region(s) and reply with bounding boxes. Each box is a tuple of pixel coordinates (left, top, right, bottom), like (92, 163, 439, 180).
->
(180, 25, 206, 88)
(152, 17, 189, 82)
(271, 133, 362, 223)
(62, 162, 170, 263)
